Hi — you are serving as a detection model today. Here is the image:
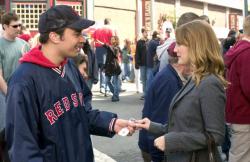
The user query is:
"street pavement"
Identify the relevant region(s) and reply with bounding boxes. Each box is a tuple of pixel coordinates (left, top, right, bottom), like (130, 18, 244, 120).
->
(92, 81, 144, 162)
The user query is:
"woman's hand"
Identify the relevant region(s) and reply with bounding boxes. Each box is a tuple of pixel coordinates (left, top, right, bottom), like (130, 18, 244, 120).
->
(154, 136, 165, 151)
(135, 118, 151, 130)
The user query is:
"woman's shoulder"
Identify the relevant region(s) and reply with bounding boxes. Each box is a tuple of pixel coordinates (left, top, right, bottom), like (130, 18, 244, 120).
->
(199, 74, 224, 89)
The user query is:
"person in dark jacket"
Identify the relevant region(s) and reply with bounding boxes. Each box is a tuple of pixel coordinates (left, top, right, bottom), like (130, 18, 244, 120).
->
(103, 36, 122, 102)
(5, 5, 135, 162)
(138, 42, 187, 162)
(146, 31, 160, 91)
(135, 28, 148, 100)
(222, 29, 237, 55)
(82, 38, 98, 90)
(225, 15, 250, 162)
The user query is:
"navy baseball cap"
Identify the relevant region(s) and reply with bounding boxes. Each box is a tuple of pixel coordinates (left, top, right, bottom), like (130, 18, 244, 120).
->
(39, 5, 95, 33)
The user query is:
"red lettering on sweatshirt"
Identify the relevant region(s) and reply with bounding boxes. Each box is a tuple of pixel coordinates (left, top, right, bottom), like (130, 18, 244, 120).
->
(71, 93, 78, 107)
(44, 109, 58, 125)
(54, 101, 64, 117)
(62, 97, 70, 111)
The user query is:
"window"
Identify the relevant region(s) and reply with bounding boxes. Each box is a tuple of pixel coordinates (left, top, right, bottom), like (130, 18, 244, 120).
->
(12, 2, 47, 30)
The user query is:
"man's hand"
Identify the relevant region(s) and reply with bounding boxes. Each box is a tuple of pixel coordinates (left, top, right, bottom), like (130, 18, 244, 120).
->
(113, 119, 136, 136)
(135, 118, 151, 130)
(0, 72, 7, 95)
(154, 136, 165, 151)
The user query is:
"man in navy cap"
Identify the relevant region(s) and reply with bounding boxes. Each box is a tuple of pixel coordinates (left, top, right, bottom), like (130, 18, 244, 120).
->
(5, 5, 135, 162)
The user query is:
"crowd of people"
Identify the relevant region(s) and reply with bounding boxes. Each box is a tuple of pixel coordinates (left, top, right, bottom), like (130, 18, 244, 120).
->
(0, 4, 249, 162)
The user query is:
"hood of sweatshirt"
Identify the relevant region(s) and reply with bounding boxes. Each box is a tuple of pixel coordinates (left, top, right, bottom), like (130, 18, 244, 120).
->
(19, 46, 67, 68)
(225, 40, 250, 69)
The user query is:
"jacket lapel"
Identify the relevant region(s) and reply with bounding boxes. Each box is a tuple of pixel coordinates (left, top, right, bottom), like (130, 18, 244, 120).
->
(168, 78, 196, 114)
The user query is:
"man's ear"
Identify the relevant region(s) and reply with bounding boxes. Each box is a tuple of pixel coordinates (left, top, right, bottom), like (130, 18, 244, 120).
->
(49, 32, 61, 44)
(2, 24, 7, 30)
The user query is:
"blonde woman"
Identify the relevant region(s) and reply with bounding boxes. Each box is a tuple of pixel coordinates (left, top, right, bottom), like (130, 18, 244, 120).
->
(136, 20, 227, 162)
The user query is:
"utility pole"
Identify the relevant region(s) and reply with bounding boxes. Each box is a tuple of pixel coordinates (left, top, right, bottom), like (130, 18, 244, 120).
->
(243, 0, 248, 17)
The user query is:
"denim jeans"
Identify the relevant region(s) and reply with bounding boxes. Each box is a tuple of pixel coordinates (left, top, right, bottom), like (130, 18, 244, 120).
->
(96, 46, 107, 90)
(98, 63, 106, 90)
(139, 66, 147, 96)
(106, 75, 120, 99)
(122, 63, 131, 80)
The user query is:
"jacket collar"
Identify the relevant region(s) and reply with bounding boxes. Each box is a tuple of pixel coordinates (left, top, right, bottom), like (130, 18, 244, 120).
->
(168, 77, 196, 113)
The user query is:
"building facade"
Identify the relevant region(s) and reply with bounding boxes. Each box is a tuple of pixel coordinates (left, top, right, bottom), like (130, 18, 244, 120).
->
(0, 0, 248, 41)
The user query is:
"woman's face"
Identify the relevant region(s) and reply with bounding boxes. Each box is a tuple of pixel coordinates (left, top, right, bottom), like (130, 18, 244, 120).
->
(174, 43, 189, 65)
(111, 37, 116, 45)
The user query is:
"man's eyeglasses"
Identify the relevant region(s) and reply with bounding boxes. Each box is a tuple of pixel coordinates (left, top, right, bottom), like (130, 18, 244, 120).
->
(10, 24, 22, 28)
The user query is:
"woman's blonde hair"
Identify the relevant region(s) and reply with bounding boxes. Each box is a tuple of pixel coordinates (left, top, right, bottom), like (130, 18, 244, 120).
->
(175, 20, 228, 87)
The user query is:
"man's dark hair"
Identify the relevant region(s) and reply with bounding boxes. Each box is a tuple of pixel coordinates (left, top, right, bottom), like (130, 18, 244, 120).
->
(39, 27, 82, 44)
(141, 28, 146, 34)
(104, 18, 111, 25)
(39, 28, 66, 44)
(200, 15, 210, 24)
(152, 31, 159, 39)
(177, 12, 200, 27)
(227, 29, 236, 37)
(1, 12, 19, 30)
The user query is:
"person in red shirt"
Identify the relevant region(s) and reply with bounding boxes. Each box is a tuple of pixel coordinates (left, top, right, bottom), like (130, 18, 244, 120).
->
(92, 18, 116, 93)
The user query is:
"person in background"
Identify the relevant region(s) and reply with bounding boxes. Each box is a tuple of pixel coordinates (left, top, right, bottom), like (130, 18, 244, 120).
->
(82, 36, 98, 90)
(30, 33, 41, 49)
(136, 20, 227, 162)
(0, 12, 30, 162)
(18, 24, 32, 46)
(225, 15, 250, 162)
(73, 53, 89, 84)
(122, 38, 132, 82)
(104, 35, 122, 102)
(5, 5, 135, 162)
(130, 40, 139, 92)
(156, 28, 175, 72)
(157, 12, 200, 72)
(135, 28, 148, 100)
(92, 18, 116, 93)
(0, 11, 4, 37)
(222, 29, 237, 55)
(146, 31, 160, 90)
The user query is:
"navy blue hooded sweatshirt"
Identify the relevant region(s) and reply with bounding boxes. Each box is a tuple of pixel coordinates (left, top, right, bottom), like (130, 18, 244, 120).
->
(5, 46, 117, 162)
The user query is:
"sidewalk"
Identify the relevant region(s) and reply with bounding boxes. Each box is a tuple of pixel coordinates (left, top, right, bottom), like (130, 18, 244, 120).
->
(94, 148, 117, 162)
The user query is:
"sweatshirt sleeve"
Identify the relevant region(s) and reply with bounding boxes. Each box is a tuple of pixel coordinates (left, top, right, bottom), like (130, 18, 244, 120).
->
(87, 109, 117, 137)
(5, 83, 43, 162)
(239, 52, 250, 101)
(79, 67, 118, 137)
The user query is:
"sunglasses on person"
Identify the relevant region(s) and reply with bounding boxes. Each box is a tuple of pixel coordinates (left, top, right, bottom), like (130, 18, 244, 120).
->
(10, 24, 22, 28)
